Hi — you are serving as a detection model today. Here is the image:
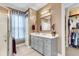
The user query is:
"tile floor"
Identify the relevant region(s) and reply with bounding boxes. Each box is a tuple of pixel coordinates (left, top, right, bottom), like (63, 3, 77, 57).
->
(14, 43, 79, 56)
(15, 43, 42, 56)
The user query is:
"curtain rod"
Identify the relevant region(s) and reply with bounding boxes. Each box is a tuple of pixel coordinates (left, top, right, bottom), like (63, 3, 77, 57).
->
(7, 7, 25, 12)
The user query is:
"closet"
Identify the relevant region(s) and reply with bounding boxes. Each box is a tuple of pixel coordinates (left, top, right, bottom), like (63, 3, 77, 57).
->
(68, 16, 79, 48)
(66, 7, 79, 48)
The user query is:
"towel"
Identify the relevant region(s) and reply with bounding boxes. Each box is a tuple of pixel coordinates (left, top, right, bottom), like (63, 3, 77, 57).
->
(12, 38, 16, 54)
(32, 25, 35, 30)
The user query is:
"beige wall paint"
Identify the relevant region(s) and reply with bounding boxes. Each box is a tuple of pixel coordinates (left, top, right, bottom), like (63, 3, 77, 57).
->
(0, 6, 8, 14)
(29, 8, 37, 33)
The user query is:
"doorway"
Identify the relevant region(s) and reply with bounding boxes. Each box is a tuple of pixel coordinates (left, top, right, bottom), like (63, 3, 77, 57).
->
(65, 4, 79, 56)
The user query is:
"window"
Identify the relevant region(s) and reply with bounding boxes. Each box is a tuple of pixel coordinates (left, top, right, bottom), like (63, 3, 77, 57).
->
(11, 11, 25, 39)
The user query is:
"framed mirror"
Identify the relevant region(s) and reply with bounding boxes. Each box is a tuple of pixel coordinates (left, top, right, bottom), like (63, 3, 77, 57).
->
(40, 15, 52, 31)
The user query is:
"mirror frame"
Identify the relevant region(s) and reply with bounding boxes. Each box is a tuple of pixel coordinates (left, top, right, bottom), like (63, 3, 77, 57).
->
(40, 14, 52, 32)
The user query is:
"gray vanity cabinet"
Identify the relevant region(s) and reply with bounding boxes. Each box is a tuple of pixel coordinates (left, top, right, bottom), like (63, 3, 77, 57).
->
(33, 36, 38, 50)
(31, 36, 40, 50)
(31, 36, 35, 48)
(51, 38, 58, 56)
(31, 36, 38, 50)
(37, 37, 43, 54)
(43, 38, 51, 56)
(43, 38, 57, 56)
(31, 35, 58, 56)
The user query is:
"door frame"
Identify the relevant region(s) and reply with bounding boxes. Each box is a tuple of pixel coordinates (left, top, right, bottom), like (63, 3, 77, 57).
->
(7, 8, 12, 56)
(0, 6, 10, 56)
(1, 6, 12, 56)
(60, 4, 65, 56)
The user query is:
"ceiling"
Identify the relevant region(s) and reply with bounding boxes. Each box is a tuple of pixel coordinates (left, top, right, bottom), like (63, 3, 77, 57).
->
(64, 3, 74, 8)
(0, 3, 47, 11)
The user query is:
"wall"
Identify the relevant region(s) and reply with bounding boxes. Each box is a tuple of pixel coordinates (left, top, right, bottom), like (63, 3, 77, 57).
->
(0, 6, 8, 14)
(37, 3, 62, 55)
(28, 8, 37, 45)
(29, 8, 37, 33)
(51, 3, 62, 55)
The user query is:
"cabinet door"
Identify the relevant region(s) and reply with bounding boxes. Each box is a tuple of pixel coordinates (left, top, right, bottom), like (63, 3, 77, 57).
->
(51, 39, 58, 56)
(38, 37, 43, 54)
(31, 36, 35, 48)
(34, 36, 38, 50)
(43, 38, 51, 56)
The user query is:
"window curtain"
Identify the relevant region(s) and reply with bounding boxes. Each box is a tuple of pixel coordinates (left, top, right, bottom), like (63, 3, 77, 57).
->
(11, 9, 25, 40)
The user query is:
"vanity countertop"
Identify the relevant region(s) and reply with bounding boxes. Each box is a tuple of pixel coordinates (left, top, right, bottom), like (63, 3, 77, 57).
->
(30, 33, 59, 39)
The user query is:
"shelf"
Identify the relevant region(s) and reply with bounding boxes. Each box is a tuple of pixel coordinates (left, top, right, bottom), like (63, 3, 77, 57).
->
(72, 27, 79, 29)
(69, 14, 79, 17)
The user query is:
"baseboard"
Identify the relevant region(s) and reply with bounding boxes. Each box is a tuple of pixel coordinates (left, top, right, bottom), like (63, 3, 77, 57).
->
(16, 43, 25, 47)
(58, 53, 62, 56)
(25, 40, 29, 46)
(27, 46, 31, 48)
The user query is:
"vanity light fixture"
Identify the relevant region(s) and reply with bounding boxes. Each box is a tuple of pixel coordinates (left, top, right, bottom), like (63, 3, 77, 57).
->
(41, 9, 50, 15)
(40, 9, 52, 18)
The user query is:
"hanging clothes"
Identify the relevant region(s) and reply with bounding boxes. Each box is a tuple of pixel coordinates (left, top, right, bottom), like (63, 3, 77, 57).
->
(71, 32, 76, 47)
(71, 32, 79, 48)
(68, 18, 73, 45)
(74, 33, 79, 47)
(68, 19, 71, 45)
